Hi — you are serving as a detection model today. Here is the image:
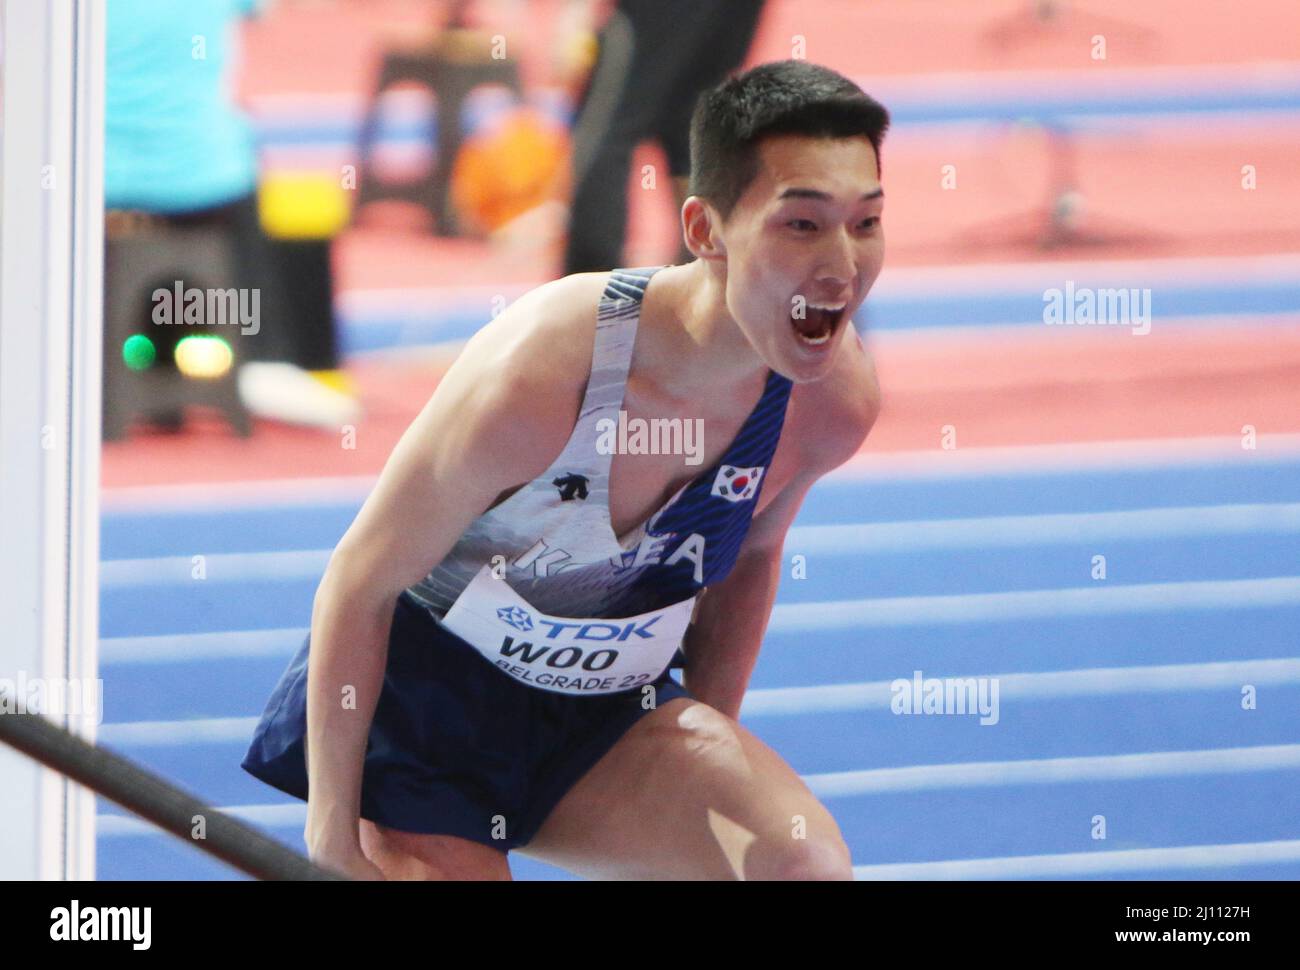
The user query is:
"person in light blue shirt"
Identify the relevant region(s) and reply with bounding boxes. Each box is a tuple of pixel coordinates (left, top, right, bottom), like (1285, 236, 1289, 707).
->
(105, 0, 299, 376)
(102, 0, 357, 427)
(105, 0, 263, 213)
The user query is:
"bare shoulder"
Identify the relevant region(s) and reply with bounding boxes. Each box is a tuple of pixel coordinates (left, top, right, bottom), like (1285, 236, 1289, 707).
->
(464, 270, 609, 376)
(321, 272, 615, 599)
(786, 328, 883, 473)
(435, 270, 612, 468)
(492, 271, 611, 398)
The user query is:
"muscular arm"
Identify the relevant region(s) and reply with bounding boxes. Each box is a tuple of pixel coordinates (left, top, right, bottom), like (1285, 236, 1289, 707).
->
(302, 279, 594, 864)
(680, 475, 817, 720)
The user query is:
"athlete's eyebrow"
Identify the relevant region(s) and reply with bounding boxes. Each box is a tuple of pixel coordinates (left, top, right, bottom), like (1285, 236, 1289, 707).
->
(778, 187, 884, 202)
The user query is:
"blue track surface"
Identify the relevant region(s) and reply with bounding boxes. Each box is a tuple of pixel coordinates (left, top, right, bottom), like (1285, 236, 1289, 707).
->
(95, 451, 1300, 880)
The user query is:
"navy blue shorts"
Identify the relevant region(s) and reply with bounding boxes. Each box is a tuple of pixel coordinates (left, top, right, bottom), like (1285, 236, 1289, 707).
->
(241, 590, 693, 851)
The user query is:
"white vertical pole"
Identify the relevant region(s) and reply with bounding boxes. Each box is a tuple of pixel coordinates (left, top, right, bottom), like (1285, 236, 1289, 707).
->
(67, 0, 106, 882)
(0, 0, 104, 881)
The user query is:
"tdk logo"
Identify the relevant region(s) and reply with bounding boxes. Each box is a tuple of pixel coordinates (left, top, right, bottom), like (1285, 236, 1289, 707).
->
(510, 616, 662, 641)
(497, 615, 664, 672)
(491, 606, 666, 684)
(496, 605, 533, 631)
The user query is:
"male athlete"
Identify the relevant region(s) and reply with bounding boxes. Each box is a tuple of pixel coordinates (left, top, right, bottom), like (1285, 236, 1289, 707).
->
(243, 59, 889, 881)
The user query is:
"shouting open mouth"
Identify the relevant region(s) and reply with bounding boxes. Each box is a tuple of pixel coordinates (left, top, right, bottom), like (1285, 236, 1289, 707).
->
(791, 300, 847, 347)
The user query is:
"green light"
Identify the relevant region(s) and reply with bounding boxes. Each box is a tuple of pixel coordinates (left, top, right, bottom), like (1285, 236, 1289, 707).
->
(122, 334, 156, 371)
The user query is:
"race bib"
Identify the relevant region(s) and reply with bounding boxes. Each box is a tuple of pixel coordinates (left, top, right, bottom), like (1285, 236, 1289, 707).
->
(439, 564, 695, 696)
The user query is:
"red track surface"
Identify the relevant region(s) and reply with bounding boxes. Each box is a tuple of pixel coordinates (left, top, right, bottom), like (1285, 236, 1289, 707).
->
(100, 320, 1300, 488)
(102, 0, 1300, 489)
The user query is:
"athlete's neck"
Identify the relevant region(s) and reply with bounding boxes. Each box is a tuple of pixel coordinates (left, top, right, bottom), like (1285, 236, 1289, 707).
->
(644, 260, 769, 402)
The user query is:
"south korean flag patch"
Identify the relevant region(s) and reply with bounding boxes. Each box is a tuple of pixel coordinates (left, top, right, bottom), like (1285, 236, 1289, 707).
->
(711, 464, 764, 502)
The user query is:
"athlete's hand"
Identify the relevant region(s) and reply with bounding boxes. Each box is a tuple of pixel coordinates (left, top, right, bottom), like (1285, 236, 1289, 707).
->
(306, 821, 386, 880)
(311, 842, 386, 881)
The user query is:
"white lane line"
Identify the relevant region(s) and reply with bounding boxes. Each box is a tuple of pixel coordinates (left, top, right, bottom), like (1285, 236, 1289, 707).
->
(97, 802, 307, 837)
(768, 576, 1300, 631)
(741, 658, 1300, 716)
(853, 839, 1300, 880)
(323, 252, 1300, 309)
(869, 314, 1300, 353)
(858, 62, 1300, 101)
(94, 659, 1298, 745)
(100, 549, 330, 588)
(96, 804, 1300, 884)
(99, 716, 261, 747)
(98, 576, 1300, 663)
(786, 503, 1300, 554)
(806, 744, 1300, 797)
(97, 528, 1281, 592)
(101, 628, 308, 664)
(101, 474, 377, 513)
(831, 433, 1300, 480)
(95, 658, 1299, 743)
(251, 62, 1300, 117)
(99, 434, 1300, 514)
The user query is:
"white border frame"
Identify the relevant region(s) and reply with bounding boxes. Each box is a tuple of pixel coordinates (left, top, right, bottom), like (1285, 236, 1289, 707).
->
(0, 0, 104, 880)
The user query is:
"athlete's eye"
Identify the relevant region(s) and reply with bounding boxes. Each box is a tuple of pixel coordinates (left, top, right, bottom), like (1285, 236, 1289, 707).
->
(858, 216, 880, 230)
(787, 219, 818, 232)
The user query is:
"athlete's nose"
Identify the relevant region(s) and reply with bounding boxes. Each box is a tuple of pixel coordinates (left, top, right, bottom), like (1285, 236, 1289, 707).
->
(815, 226, 857, 292)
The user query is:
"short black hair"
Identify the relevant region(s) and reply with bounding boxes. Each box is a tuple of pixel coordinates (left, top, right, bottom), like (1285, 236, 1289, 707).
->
(688, 59, 890, 223)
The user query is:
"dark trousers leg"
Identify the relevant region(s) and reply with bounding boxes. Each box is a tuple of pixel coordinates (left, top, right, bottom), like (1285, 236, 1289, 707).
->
(562, 7, 644, 275)
(562, 0, 767, 275)
(224, 194, 298, 365)
(165, 193, 297, 365)
(564, 128, 640, 274)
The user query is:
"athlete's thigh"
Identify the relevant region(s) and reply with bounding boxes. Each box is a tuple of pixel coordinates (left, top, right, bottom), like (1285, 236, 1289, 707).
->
(358, 820, 513, 881)
(517, 698, 851, 880)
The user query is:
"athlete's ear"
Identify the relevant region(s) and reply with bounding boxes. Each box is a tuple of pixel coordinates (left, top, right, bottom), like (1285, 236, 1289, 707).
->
(681, 196, 726, 260)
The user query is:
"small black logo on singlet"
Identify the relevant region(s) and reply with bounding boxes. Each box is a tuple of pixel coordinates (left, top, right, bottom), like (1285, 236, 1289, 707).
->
(553, 473, 590, 501)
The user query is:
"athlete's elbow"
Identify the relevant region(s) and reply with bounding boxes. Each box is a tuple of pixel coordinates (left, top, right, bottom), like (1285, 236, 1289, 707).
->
(315, 550, 397, 622)
(731, 537, 789, 579)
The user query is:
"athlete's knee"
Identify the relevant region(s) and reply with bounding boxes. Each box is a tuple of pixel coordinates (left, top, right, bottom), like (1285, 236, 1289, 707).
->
(747, 831, 853, 881)
(630, 698, 742, 761)
(670, 701, 745, 756)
